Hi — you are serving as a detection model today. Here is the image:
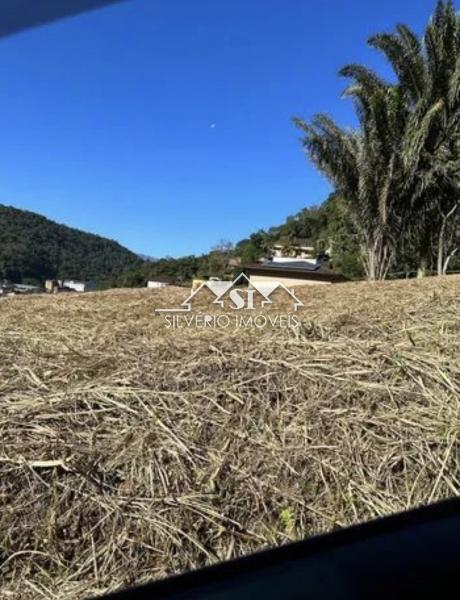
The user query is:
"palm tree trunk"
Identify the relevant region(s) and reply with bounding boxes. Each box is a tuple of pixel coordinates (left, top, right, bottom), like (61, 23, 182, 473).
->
(364, 235, 393, 281)
(417, 257, 428, 278)
(437, 204, 458, 276)
(417, 232, 432, 278)
(437, 235, 444, 276)
(364, 240, 377, 281)
(443, 248, 458, 275)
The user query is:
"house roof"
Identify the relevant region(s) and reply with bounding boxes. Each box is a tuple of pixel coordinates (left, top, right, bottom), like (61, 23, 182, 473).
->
(262, 261, 320, 272)
(246, 262, 347, 283)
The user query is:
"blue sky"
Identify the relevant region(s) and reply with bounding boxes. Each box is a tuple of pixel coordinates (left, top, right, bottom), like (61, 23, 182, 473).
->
(0, 0, 447, 257)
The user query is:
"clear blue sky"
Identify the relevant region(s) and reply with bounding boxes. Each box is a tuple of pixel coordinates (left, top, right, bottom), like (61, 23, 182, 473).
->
(0, 0, 447, 257)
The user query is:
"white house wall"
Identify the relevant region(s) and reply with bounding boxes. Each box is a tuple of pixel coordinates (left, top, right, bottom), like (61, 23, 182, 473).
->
(250, 274, 331, 288)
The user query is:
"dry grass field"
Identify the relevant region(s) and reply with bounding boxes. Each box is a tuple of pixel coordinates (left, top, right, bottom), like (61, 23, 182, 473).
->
(1, 276, 459, 599)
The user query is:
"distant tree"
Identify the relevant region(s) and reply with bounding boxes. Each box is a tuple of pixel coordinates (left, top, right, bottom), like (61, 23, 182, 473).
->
(235, 231, 273, 263)
(322, 194, 364, 279)
(199, 240, 234, 279)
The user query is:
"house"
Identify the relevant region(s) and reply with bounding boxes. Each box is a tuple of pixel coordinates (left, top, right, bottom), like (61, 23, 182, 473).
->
(0, 283, 13, 296)
(147, 280, 171, 289)
(246, 261, 347, 287)
(271, 239, 316, 261)
(61, 280, 97, 293)
(46, 279, 95, 293)
(1, 282, 44, 296)
(13, 283, 44, 294)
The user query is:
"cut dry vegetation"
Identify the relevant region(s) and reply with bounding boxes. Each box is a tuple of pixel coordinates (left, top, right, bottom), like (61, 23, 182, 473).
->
(1, 277, 459, 599)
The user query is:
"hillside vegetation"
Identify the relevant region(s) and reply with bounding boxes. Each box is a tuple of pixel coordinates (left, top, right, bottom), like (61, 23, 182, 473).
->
(0, 204, 142, 284)
(115, 194, 364, 288)
(1, 276, 459, 599)
(0, 199, 361, 289)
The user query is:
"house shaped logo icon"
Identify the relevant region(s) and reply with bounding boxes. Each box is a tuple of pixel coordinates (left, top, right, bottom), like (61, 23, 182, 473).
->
(155, 273, 303, 313)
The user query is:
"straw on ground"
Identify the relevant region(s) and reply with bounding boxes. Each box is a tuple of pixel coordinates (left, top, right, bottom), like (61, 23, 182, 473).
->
(1, 276, 459, 599)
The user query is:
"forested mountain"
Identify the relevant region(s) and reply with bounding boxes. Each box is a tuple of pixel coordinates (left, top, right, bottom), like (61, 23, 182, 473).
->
(0, 204, 142, 284)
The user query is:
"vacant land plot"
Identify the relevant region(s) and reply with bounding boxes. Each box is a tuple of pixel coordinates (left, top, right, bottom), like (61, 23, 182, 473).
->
(1, 277, 459, 599)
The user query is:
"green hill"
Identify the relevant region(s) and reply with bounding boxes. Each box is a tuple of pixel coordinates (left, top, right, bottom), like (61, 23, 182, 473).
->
(0, 204, 142, 284)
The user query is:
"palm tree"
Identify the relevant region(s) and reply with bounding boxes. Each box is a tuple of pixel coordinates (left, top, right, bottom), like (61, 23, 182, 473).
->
(368, 0, 460, 275)
(295, 1, 460, 279)
(294, 67, 407, 280)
